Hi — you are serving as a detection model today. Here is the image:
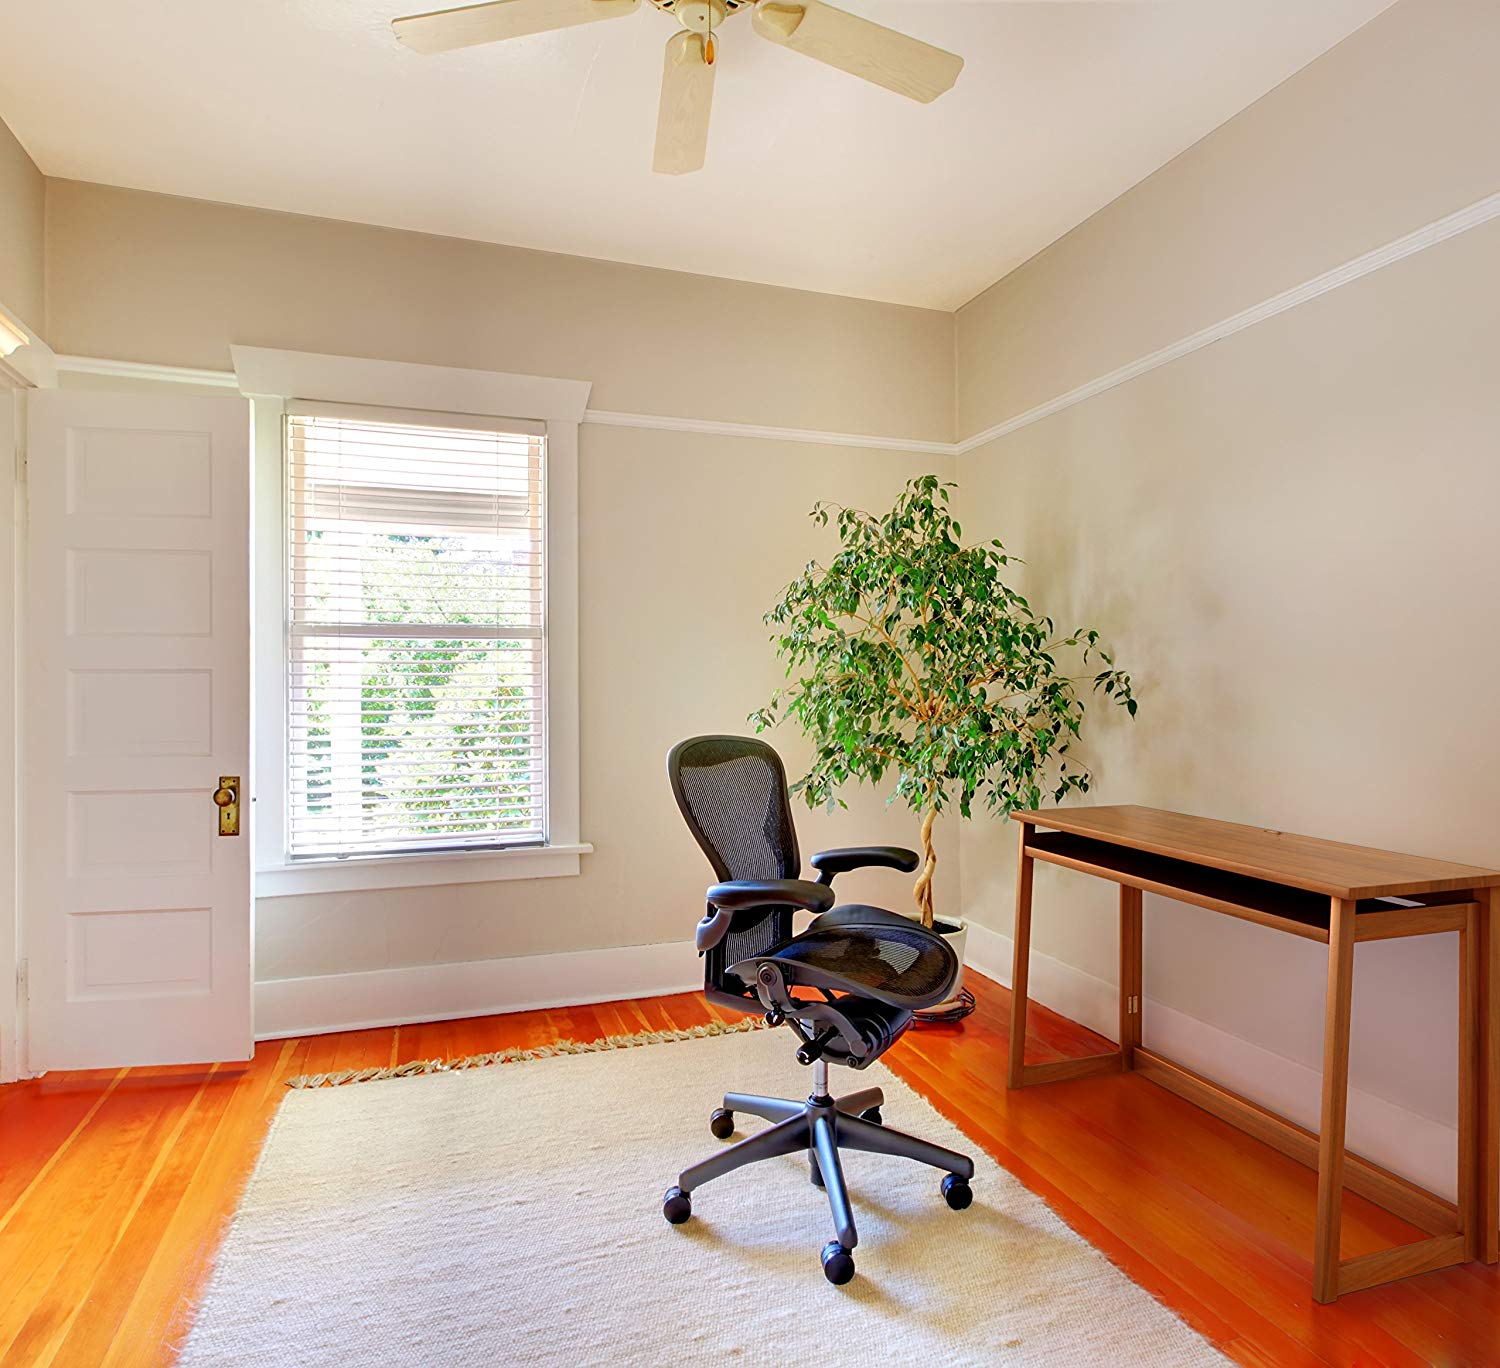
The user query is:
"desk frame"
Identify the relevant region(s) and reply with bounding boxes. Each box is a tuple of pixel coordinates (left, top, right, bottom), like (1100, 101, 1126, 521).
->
(1007, 816, 1500, 1303)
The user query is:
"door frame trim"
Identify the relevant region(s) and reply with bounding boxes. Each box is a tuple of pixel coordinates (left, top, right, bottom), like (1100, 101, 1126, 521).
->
(0, 376, 29, 1081)
(0, 313, 56, 1081)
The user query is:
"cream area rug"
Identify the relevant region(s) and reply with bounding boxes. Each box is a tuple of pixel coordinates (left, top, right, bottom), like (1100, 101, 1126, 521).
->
(179, 1027, 1227, 1367)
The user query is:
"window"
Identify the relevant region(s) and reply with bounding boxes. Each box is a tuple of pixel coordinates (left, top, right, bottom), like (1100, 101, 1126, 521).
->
(284, 404, 548, 860)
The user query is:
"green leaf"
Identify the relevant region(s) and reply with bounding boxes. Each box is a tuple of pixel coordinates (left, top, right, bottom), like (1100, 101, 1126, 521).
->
(754, 473, 1138, 831)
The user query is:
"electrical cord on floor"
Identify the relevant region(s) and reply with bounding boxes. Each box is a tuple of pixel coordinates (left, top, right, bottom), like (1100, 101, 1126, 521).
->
(913, 986, 976, 1025)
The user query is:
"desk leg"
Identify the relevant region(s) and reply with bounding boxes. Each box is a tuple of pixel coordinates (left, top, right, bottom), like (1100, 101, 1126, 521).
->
(1120, 886, 1143, 1070)
(1007, 822, 1035, 1089)
(1313, 897, 1357, 1303)
(1479, 887, 1500, 1263)
(1460, 904, 1479, 1261)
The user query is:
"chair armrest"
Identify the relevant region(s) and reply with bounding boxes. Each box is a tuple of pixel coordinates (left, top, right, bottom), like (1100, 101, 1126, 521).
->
(809, 846, 921, 882)
(706, 879, 836, 915)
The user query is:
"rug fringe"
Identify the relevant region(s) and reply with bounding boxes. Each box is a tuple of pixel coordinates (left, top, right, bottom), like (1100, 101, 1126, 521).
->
(284, 1017, 767, 1089)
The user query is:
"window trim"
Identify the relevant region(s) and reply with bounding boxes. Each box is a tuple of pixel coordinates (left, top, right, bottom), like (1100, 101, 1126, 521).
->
(234, 348, 591, 898)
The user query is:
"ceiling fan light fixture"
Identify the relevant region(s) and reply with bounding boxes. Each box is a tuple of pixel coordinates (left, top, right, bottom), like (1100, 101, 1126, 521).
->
(674, 0, 726, 34)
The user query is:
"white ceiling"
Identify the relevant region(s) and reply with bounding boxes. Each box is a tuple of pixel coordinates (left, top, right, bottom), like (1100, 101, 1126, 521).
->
(0, 0, 1391, 309)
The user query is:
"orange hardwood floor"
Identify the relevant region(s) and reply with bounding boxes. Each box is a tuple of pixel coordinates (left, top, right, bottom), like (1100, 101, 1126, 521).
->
(1, 972, 1496, 1367)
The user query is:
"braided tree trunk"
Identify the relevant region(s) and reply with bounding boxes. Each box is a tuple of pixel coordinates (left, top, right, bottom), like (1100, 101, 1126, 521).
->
(912, 805, 938, 929)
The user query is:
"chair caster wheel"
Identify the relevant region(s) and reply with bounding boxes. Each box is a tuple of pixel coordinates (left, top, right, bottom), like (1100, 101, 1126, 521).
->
(809, 1159, 825, 1189)
(821, 1241, 855, 1285)
(860, 1106, 883, 1125)
(941, 1174, 973, 1211)
(709, 1107, 735, 1140)
(662, 1186, 692, 1225)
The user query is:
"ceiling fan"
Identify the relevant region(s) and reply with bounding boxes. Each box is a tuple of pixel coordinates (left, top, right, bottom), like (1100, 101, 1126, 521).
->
(391, 0, 964, 174)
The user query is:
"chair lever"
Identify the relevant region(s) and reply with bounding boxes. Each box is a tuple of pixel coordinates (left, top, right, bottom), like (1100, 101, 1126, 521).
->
(797, 1027, 839, 1066)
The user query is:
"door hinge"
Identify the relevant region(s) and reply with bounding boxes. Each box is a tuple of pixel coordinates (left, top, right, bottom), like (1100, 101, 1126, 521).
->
(1128, 994, 1140, 1015)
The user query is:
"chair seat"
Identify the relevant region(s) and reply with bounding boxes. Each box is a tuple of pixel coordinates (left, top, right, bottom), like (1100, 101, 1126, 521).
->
(731, 905, 957, 1011)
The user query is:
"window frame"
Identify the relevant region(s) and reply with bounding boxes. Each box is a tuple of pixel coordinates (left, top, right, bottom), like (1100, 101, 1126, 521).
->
(283, 401, 549, 862)
(236, 349, 590, 897)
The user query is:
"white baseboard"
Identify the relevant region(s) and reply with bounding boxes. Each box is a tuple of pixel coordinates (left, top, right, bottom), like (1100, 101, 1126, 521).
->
(254, 940, 702, 1042)
(962, 920, 1459, 1201)
(255, 922, 1460, 1200)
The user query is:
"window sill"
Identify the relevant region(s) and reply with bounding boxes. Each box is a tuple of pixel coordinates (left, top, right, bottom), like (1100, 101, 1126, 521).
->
(254, 843, 593, 899)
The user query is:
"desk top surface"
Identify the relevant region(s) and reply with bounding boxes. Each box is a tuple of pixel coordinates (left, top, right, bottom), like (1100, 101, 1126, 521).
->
(1013, 805, 1500, 900)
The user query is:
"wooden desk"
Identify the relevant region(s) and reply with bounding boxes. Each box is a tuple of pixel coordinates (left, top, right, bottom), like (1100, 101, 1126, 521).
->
(1006, 804, 1500, 1303)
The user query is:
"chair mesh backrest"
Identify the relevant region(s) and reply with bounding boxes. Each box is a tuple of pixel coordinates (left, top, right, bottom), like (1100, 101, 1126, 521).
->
(668, 736, 799, 882)
(668, 736, 801, 1000)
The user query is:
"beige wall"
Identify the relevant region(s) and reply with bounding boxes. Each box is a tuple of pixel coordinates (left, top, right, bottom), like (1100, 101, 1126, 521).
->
(0, 114, 44, 331)
(44, 181, 954, 443)
(40, 185, 958, 982)
(953, 0, 1500, 1183)
(956, 0, 1500, 440)
(960, 213, 1500, 1122)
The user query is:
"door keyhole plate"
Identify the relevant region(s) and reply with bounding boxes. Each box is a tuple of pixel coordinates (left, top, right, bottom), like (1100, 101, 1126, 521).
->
(213, 776, 241, 837)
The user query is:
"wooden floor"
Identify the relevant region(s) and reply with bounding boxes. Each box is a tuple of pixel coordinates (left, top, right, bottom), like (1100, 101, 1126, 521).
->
(2, 973, 1497, 1367)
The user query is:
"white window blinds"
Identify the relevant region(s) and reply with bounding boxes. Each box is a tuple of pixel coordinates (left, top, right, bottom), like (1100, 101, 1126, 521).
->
(285, 405, 547, 859)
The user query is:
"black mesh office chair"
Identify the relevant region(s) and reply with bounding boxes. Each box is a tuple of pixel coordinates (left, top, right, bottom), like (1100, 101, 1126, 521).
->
(662, 735, 974, 1285)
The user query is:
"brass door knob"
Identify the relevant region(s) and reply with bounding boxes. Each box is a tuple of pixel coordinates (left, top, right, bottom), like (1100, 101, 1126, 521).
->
(213, 784, 237, 808)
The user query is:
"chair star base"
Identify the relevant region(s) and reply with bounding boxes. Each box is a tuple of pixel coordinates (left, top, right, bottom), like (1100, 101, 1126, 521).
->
(663, 1061, 975, 1285)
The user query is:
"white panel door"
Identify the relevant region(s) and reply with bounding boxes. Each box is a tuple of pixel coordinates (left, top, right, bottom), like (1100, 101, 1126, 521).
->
(26, 390, 252, 1070)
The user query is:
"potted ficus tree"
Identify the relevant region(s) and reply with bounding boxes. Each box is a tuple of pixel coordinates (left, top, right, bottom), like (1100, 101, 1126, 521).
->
(752, 475, 1137, 1015)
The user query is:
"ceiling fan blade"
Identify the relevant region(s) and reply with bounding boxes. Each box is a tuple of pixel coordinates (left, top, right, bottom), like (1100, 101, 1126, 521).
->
(393, 0, 640, 54)
(751, 0, 961, 103)
(653, 31, 716, 175)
